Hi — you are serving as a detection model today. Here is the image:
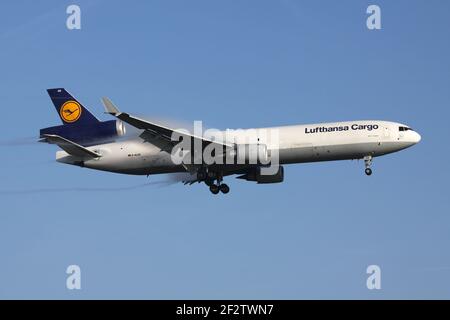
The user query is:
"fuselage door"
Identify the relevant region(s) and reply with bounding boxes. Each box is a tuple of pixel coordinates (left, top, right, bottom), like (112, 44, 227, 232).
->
(383, 126, 390, 139)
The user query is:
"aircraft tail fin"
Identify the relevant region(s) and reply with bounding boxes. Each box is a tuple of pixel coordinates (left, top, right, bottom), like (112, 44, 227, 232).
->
(47, 88, 100, 125)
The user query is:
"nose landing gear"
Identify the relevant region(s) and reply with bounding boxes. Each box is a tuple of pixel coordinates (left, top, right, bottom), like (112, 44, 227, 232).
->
(364, 155, 373, 176)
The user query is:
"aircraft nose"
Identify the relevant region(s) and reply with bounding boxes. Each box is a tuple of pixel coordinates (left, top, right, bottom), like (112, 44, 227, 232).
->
(412, 131, 421, 144)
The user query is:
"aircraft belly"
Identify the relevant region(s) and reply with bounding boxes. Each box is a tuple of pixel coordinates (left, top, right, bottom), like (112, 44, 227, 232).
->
(279, 141, 394, 164)
(84, 150, 183, 175)
(278, 143, 314, 164)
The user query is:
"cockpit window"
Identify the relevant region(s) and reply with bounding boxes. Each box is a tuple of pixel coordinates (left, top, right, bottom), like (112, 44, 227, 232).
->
(399, 126, 413, 132)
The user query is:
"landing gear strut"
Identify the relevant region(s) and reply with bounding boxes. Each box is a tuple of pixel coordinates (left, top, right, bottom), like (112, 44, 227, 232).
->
(364, 155, 373, 176)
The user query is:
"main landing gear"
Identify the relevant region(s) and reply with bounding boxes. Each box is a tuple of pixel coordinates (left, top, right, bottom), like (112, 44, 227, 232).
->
(364, 155, 373, 176)
(209, 183, 230, 195)
(200, 170, 230, 195)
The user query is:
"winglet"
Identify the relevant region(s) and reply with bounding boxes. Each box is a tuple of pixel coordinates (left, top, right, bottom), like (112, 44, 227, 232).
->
(102, 97, 120, 115)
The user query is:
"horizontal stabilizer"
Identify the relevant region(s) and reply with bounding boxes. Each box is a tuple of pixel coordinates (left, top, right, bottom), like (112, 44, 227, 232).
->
(40, 134, 101, 159)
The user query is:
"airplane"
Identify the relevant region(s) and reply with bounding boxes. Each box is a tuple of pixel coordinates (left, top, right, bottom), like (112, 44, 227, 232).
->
(40, 88, 421, 195)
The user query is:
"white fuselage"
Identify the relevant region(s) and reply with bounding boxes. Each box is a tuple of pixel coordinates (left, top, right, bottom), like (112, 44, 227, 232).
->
(56, 120, 421, 175)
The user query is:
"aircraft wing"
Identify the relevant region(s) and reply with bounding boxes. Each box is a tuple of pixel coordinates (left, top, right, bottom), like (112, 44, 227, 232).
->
(102, 97, 233, 154)
(40, 134, 101, 159)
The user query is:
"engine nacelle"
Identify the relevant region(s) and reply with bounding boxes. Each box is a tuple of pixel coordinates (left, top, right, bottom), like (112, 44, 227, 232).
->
(238, 166, 284, 184)
(115, 120, 126, 137)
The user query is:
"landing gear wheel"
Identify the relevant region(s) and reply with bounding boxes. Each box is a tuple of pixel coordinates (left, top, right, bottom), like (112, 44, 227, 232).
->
(209, 184, 220, 194)
(365, 168, 372, 176)
(219, 184, 230, 194)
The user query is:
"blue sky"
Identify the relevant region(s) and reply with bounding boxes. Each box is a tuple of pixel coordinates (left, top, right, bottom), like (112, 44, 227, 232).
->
(0, 0, 449, 299)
